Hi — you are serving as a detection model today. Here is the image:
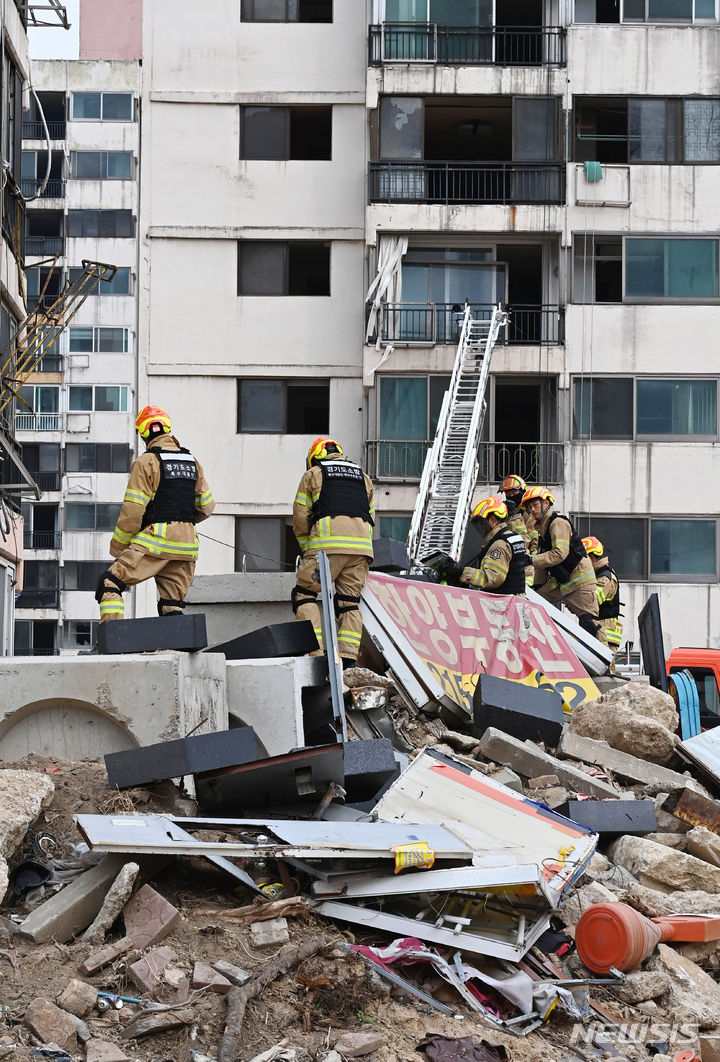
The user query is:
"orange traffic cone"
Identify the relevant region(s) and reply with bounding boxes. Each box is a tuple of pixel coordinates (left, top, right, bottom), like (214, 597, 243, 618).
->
(575, 903, 720, 974)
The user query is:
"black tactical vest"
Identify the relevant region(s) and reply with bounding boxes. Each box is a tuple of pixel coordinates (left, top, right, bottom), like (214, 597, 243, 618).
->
(595, 563, 622, 618)
(311, 459, 372, 526)
(474, 525, 527, 595)
(538, 512, 587, 585)
(141, 447, 198, 528)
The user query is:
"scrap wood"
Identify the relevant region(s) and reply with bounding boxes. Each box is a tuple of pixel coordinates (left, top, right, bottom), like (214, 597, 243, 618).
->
(217, 936, 332, 1062)
(198, 897, 308, 923)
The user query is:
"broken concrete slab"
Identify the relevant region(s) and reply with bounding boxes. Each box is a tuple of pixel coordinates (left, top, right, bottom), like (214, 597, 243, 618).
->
(208, 619, 317, 660)
(528, 774, 560, 788)
(81, 861, 139, 944)
(486, 766, 524, 794)
(333, 1032, 385, 1058)
(250, 917, 290, 946)
(212, 960, 251, 987)
(558, 881, 618, 927)
(472, 674, 565, 746)
(19, 855, 166, 944)
(528, 785, 569, 810)
(677, 940, 720, 970)
(570, 688, 678, 765)
(643, 832, 688, 850)
(105, 727, 259, 790)
(56, 979, 97, 1018)
(123, 885, 181, 949)
(191, 961, 232, 994)
(85, 1039, 130, 1062)
(558, 730, 694, 789)
(650, 943, 720, 1029)
(622, 882, 720, 919)
(128, 946, 177, 995)
(0, 769, 55, 903)
(614, 969, 671, 1004)
(559, 799, 656, 835)
(478, 728, 621, 799)
(98, 613, 207, 655)
(686, 825, 720, 868)
(24, 998, 77, 1051)
(610, 834, 720, 894)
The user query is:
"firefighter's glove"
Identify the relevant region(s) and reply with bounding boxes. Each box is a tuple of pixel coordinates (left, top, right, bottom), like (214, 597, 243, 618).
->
(438, 554, 464, 586)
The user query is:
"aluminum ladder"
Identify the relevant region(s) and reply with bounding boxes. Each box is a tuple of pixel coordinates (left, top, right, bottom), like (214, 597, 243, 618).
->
(407, 303, 508, 564)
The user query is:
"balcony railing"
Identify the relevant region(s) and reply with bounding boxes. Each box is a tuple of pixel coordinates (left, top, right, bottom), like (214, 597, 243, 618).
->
(34, 472, 62, 491)
(26, 235, 64, 256)
(365, 438, 563, 484)
(375, 304, 564, 346)
(15, 647, 59, 656)
(21, 178, 65, 199)
(24, 530, 60, 549)
(22, 120, 66, 139)
(369, 23, 566, 66)
(15, 588, 60, 609)
(35, 354, 63, 373)
(28, 294, 63, 312)
(369, 161, 564, 206)
(15, 413, 61, 431)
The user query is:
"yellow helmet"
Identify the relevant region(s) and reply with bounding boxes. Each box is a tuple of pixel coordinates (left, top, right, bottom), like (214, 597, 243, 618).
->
(307, 436, 343, 469)
(521, 485, 555, 509)
(582, 535, 604, 557)
(500, 474, 527, 493)
(471, 495, 508, 524)
(136, 405, 171, 440)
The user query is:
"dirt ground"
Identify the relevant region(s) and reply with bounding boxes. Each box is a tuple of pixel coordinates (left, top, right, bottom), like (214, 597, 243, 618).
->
(0, 755, 653, 1062)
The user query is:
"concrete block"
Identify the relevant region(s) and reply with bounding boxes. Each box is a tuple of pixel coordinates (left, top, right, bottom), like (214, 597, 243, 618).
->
(0, 652, 227, 760)
(19, 855, 166, 944)
(196, 743, 344, 812)
(473, 674, 565, 746)
(686, 825, 720, 868)
(209, 620, 317, 660)
(369, 538, 409, 573)
(186, 571, 296, 647)
(478, 728, 621, 799)
(105, 727, 259, 790)
(344, 739, 397, 803)
(250, 917, 289, 946)
(56, 979, 97, 1018)
(123, 885, 181, 948)
(560, 799, 657, 834)
(226, 655, 328, 757)
(559, 730, 694, 789)
(487, 766, 524, 793)
(98, 614, 207, 655)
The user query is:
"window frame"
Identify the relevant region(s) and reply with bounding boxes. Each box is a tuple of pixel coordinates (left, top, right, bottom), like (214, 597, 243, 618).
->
(572, 514, 719, 582)
(237, 240, 332, 296)
(620, 0, 718, 23)
(574, 96, 720, 165)
(240, 0, 333, 21)
(70, 92, 134, 122)
(67, 385, 129, 413)
(68, 267, 132, 296)
(234, 515, 301, 573)
(67, 210, 136, 238)
(70, 150, 134, 180)
(68, 326, 131, 353)
(236, 377, 330, 434)
(65, 442, 132, 474)
(65, 502, 121, 531)
(239, 104, 333, 161)
(572, 375, 719, 440)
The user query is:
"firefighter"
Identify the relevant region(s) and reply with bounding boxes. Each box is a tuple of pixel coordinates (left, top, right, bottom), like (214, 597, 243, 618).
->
(96, 406, 215, 622)
(499, 473, 536, 585)
(522, 486, 606, 644)
(292, 436, 374, 669)
(583, 535, 623, 650)
(436, 495, 527, 595)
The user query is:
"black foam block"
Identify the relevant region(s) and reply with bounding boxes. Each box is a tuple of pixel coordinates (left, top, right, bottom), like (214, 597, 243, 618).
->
(195, 743, 344, 812)
(370, 538, 410, 574)
(98, 613, 207, 655)
(472, 673, 565, 746)
(105, 726, 259, 790)
(559, 799, 657, 835)
(209, 620, 318, 660)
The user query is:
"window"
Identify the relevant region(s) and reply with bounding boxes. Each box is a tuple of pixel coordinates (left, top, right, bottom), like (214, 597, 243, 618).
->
(65, 620, 99, 650)
(573, 377, 717, 438)
(377, 515, 411, 541)
(573, 235, 720, 302)
(234, 517, 301, 573)
(19, 385, 60, 414)
(17, 561, 59, 606)
(240, 105, 332, 160)
(574, 515, 717, 580)
(64, 561, 109, 591)
(66, 503, 120, 531)
(68, 386, 129, 412)
(241, 0, 332, 21)
(71, 92, 134, 121)
(237, 241, 330, 295)
(68, 267, 131, 295)
(70, 151, 133, 179)
(65, 443, 132, 473)
(67, 211, 135, 238)
(22, 443, 60, 474)
(69, 327, 130, 353)
(237, 379, 329, 433)
(13, 619, 57, 656)
(575, 97, 720, 163)
(623, 0, 716, 21)
(378, 375, 449, 477)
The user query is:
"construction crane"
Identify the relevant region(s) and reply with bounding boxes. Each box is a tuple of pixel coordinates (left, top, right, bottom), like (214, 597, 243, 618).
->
(407, 303, 508, 565)
(0, 259, 117, 499)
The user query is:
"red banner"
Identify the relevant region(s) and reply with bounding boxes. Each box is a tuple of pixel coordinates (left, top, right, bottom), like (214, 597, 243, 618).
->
(366, 572, 599, 715)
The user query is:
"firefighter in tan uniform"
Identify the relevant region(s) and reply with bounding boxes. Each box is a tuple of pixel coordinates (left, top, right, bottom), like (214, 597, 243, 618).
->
(292, 437, 374, 668)
(522, 486, 607, 644)
(499, 474, 536, 585)
(437, 496, 527, 594)
(97, 406, 215, 622)
(583, 535, 623, 650)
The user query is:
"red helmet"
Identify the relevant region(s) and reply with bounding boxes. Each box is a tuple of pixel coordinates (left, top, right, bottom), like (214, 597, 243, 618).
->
(582, 535, 604, 557)
(471, 495, 508, 523)
(136, 405, 171, 440)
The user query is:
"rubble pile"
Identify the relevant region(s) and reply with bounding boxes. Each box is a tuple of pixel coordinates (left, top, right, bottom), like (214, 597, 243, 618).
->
(5, 641, 720, 1062)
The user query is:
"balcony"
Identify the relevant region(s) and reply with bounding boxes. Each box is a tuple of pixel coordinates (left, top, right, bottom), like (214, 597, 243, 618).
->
(24, 531, 60, 549)
(22, 120, 66, 140)
(26, 235, 65, 256)
(21, 178, 65, 199)
(365, 438, 563, 484)
(15, 588, 60, 609)
(14, 647, 59, 656)
(34, 472, 62, 491)
(369, 161, 564, 205)
(368, 24, 566, 66)
(15, 413, 61, 431)
(35, 354, 63, 373)
(374, 304, 564, 346)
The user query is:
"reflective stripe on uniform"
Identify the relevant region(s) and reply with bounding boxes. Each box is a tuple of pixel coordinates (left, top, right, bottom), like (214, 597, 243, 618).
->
(195, 489, 214, 506)
(112, 527, 134, 546)
(100, 600, 124, 616)
(130, 526, 199, 558)
(559, 566, 596, 592)
(123, 487, 152, 506)
(595, 584, 608, 604)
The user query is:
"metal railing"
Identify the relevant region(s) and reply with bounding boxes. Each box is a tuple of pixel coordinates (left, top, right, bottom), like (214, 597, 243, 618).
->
(35, 354, 63, 373)
(15, 588, 60, 609)
(15, 647, 59, 656)
(15, 412, 61, 431)
(365, 439, 431, 481)
(369, 23, 566, 65)
(26, 235, 64, 256)
(369, 161, 564, 205)
(22, 120, 66, 139)
(34, 472, 62, 490)
(24, 530, 60, 549)
(28, 294, 63, 312)
(21, 178, 65, 198)
(365, 438, 563, 483)
(2, 184, 25, 261)
(375, 304, 564, 346)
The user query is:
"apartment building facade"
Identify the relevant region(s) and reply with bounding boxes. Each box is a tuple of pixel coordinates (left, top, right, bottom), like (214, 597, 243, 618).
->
(16, 58, 141, 654)
(137, 0, 720, 652)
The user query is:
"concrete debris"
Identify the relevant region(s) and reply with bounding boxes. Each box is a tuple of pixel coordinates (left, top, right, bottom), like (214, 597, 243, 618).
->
(81, 861, 140, 944)
(250, 917, 290, 946)
(56, 978, 98, 1018)
(558, 730, 692, 788)
(122, 884, 181, 948)
(24, 998, 78, 1051)
(0, 770, 55, 903)
(211, 960, 252, 987)
(621, 882, 720, 918)
(569, 691, 679, 764)
(582, 681, 680, 731)
(332, 1031, 385, 1057)
(677, 940, 720, 970)
(650, 942, 720, 1029)
(557, 881, 618, 927)
(478, 727, 621, 798)
(614, 968, 671, 1003)
(686, 824, 720, 867)
(609, 834, 720, 894)
(120, 1007, 195, 1039)
(84, 1039, 130, 1062)
(128, 946, 177, 995)
(191, 961, 232, 994)
(528, 785, 568, 810)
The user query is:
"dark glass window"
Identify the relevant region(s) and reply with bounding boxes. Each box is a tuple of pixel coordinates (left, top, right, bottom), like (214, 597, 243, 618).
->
(237, 379, 329, 433)
(573, 378, 634, 438)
